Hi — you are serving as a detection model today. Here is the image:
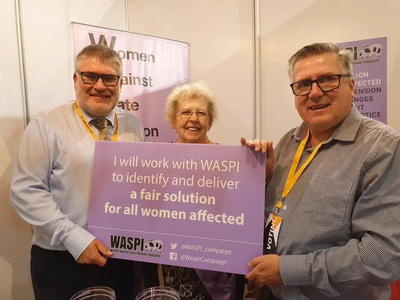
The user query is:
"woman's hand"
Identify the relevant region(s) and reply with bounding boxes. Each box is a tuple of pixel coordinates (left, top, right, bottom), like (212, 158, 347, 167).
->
(240, 138, 275, 178)
(245, 279, 262, 298)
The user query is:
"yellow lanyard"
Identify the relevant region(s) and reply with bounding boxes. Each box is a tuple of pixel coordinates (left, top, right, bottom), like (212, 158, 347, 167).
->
(74, 101, 119, 141)
(275, 130, 325, 212)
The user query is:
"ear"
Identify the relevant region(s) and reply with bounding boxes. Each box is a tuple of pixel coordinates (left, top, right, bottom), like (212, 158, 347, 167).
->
(171, 118, 177, 130)
(349, 78, 355, 98)
(73, 73, 78, 90)
(208, 120, 213, 131)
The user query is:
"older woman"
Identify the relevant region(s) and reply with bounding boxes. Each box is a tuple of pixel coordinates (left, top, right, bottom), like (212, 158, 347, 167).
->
(142, 81, 245, 300)
(165, 80, 217, 145)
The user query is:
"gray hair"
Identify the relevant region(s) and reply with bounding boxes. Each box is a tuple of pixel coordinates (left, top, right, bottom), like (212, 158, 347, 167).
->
(165, 80, 218, 125)
(288, 43, 353, 80)
(75, 44, 123, 75)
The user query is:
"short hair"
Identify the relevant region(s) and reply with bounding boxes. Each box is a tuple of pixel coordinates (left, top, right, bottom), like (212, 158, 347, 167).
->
(165, 81, 218, 125)
(288, 43, 353, 80)
(74, 44, 123, 75)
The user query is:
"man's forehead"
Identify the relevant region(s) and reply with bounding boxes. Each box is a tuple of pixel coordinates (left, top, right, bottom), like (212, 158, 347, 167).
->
(292, 53, 342, 79)
(76, 56, 121, 72)
(296, 53, 338, 66)
(77, 56, 112, 65)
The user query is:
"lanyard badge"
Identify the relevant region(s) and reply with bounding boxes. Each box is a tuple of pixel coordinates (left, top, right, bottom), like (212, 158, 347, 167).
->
(264, 213, 282, 254)
(265, 130, 325, 253)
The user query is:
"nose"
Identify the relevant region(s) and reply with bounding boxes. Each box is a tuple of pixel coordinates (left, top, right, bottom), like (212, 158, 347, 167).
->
(93, 78, 107, 90)
(188, 111, 199, 121)
(308, 81, 323, 99)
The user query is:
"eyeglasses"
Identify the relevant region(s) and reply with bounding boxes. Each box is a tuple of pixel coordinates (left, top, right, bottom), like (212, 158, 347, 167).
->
(78, 72, 120, 87)
(290, 74, 351, 96)
(177, 109, 208, 119)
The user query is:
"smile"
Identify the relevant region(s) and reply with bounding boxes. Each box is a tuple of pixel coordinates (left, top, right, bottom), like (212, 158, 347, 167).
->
(186, 127, 200, 131)
(309, 104, 329, 110)
(90, 94, 110, 98)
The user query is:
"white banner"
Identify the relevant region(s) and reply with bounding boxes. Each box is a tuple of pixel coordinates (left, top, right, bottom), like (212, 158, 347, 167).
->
(72, 22, 190, 142)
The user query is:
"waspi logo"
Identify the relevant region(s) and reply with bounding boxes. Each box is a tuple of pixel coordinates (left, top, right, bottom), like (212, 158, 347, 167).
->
(144, 239, 163, 253)
(110, 235, 144, 251)
(110, 235, 164, 256)
(344, 43, 383, 61)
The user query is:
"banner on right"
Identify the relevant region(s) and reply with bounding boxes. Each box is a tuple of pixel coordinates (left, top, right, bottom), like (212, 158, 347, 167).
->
(340, 37, 387, 124)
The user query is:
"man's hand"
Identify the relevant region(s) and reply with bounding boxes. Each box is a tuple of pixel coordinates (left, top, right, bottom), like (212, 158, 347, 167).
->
(240, 137, 275, 178)
(246, 254, 283, 286)
(77, 238, 113, 267)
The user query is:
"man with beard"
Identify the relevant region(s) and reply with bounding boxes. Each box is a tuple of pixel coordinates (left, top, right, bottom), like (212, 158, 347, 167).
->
(11, 44, 145, 299)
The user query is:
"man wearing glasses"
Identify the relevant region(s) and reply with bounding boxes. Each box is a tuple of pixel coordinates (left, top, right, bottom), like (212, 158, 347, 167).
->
(10, 44, 145, 299)
(245, 43, 400, 299)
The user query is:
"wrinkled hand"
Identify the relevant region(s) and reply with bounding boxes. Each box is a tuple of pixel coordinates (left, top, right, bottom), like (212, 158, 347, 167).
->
(245, 280, 262, 298)
(77, 238, 112, 267)
(240, 137, 275, 178)
(246, 254, 283, 287)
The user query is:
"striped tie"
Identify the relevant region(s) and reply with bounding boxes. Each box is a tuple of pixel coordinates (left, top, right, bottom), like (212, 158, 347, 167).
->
(92, 118, 111, 141)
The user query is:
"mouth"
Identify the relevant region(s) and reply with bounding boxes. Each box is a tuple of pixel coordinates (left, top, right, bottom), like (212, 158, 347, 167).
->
(90, 94, 110, 99)
(186, 127, 200, 131)
(309, 104, 329, 111)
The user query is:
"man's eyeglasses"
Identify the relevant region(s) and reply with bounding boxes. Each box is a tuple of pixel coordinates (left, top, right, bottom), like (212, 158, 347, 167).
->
(177, 109, 208, 119)
(78, 72, 120, 87)
(290, 74, 351, 96)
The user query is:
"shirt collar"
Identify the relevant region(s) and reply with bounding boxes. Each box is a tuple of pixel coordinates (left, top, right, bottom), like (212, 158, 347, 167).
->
(293, 105, 363, 144)
(79, 104, 116, 127)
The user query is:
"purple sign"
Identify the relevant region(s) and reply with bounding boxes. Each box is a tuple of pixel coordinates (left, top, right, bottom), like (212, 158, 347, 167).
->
(340, 37, 387, 123)
(88, 141, 266, 275)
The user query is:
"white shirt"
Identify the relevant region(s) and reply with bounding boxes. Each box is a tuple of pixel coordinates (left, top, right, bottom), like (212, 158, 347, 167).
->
(10, 101, 145, 260)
